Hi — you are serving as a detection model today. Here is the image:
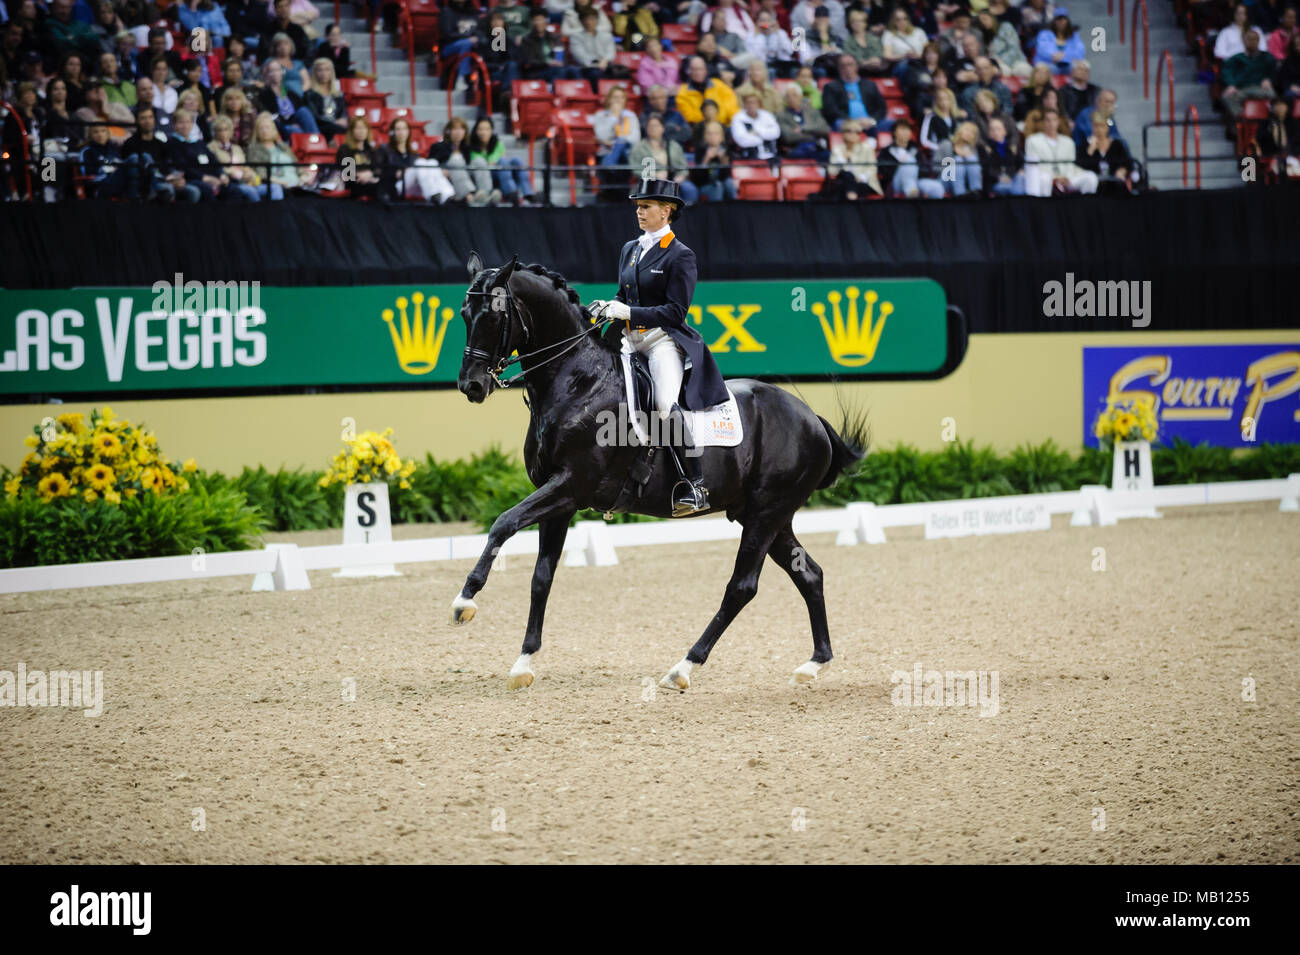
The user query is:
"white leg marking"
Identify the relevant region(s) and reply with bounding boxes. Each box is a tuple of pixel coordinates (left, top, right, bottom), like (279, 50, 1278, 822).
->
(792, 660, 829, 684)
(659, 657, 693, 691)
(450, 593, 478, 625)
(506, 652, 534, 690)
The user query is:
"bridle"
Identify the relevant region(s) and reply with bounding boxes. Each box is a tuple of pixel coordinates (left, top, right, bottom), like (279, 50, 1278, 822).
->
(463, 269, 614, 390)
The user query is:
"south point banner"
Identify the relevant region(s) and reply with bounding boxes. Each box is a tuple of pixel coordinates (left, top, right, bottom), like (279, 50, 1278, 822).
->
(0, 279, 952, 396)
(1083, 344, 1300, 448)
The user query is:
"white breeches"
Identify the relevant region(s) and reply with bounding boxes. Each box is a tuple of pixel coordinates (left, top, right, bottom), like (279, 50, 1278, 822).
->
(402, 161, 456, 202)
(623, 326, 686, 417)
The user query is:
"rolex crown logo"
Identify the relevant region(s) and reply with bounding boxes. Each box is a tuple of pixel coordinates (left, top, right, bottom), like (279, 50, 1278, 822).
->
(812, 286, 893, 367)
(382, 292, 453, 375)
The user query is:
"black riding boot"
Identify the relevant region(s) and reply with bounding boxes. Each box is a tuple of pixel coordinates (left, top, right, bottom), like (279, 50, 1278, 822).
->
(666, 402, 708, 517)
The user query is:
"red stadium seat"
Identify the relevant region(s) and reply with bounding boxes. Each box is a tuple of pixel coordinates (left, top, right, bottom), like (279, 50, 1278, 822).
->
(614, 51, 643, 71)
(1001, 75, 1023, 96)
(1237, 98, 1271, 154)
(402, 0, 441, 51)
(511, 80, 555, 138)
(661, 23, 697, 56)
(780, 162, 825, 200)
(886, 103, 912, 122)
(875, 130, 893, 149)
(875, 76, 902, 101)
(340, 78, 389, 110)
(551, 108, 601, 165)
(730, 163, 779, 200)
(291, 132, 336, 163)
(1051, 74, 1069, 89)
(555, 78, 599, 111)
(379, 107, 429, 136)
(828, 131, 843, 153)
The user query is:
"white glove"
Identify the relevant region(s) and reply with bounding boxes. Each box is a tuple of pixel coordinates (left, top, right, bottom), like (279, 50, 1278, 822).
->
(603, 300, 631, 321)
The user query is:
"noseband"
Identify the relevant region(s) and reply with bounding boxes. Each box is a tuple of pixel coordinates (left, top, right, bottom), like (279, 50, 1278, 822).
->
(463, 272, 614, 390)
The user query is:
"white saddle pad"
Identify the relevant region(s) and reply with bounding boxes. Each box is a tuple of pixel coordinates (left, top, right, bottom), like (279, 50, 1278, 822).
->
(619, 350, 744, 448)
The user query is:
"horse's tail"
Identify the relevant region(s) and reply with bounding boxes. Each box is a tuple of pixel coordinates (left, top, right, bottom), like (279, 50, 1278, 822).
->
(816, 407, 870, 490)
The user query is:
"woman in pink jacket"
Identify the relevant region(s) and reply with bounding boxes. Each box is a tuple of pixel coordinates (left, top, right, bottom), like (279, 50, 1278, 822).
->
(636, 38, 679, 93)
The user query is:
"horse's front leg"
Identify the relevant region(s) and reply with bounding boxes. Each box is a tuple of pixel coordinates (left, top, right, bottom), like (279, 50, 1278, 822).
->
(450, 473, 577, 625)
(506, 514, 574, 690)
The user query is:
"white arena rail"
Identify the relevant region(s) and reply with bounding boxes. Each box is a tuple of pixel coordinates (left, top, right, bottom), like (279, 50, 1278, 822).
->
(1, 475, 1296, 595)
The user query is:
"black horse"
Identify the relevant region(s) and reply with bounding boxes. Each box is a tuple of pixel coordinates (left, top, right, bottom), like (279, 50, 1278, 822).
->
(452, 253, 868, 691)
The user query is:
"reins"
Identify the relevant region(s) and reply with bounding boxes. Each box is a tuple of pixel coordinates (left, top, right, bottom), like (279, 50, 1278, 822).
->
(464, 279, 614, 390)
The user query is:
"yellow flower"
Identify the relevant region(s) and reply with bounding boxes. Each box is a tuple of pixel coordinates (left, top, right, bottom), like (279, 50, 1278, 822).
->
(37, 472, 72, 500)
(103, 489, 122, 505)
(140, 467, 160, 492)
(124, 488, 137, 499)
(182, 458, 197, 473)
(83, 487, 98, 503)
(57, 412, 86, 433)
(3, 477, 20, 497)
(23, 434, 40, 448)
(86, 464, 115, 490)
(94, 432, 124, 458)
(134, 447, 152, 466)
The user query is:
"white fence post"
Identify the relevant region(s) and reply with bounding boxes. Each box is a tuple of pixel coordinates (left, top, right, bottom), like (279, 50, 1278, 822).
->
(1281, 473, 1300, 512)
(564, 520, 620, 566)
(835, 501, 886, 545)
(269, 543, 311, 591)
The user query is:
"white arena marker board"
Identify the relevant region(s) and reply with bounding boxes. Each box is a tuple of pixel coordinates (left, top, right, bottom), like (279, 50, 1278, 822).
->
(333, 482, 401, 578)
(923, 498, 1051, 539)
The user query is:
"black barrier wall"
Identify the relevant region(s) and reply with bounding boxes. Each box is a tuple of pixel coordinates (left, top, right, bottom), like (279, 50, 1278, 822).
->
(4, 190, 1298, 333)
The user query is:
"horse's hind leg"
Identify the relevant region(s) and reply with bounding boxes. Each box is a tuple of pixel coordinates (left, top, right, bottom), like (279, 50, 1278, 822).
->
(767, 524, 833, 684)
(507, 514, 572, 690)
(659, 518, 783, 691)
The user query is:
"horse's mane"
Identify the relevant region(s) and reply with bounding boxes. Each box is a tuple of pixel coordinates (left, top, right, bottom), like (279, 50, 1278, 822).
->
(517, 262, 619, 353)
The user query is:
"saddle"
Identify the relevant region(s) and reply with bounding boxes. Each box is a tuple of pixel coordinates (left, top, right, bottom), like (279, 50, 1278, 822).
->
(591, 352, 744, 515)
(591, 352, 663, 514)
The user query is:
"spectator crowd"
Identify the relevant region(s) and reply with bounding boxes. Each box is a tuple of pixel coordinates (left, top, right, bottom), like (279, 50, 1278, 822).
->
(2, 0, 1296, 201)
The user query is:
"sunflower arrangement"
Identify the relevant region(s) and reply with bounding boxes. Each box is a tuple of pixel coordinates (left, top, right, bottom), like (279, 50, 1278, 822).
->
(319, 427, 418, 490)
(3, 407, 197, 504)
(1093, 397, 1159, 448)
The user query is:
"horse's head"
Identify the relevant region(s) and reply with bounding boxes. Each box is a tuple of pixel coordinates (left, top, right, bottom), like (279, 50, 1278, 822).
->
(458, 251, 521, 403)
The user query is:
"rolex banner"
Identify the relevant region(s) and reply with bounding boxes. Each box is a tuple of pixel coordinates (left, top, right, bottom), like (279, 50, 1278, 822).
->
(0, 279, 956, 396)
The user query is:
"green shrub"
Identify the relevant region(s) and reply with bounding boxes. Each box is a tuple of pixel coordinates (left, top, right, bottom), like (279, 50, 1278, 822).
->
(1151, 438, 1236, 485)
(1004, 439, 1078, 494)
(0, 485, 264, 569)
(193, 466, 337, 532)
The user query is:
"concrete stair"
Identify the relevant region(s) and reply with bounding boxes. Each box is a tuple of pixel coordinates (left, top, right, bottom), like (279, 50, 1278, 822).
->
(1066, 0, 1241, 190)
(334, 3, 548, 199)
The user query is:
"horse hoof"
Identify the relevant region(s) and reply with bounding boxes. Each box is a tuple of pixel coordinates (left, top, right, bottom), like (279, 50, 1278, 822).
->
(450, 594, 477, 625)
(792, 660, 829, 684)
(659, 659, 693, 691)
(507, 654, 534, 690)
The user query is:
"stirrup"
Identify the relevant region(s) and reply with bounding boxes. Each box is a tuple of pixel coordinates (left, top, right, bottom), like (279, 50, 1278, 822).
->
(671, 479, 709, 516)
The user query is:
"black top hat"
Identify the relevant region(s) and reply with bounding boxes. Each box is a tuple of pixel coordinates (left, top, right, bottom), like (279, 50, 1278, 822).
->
(628, 177, 685, 208)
